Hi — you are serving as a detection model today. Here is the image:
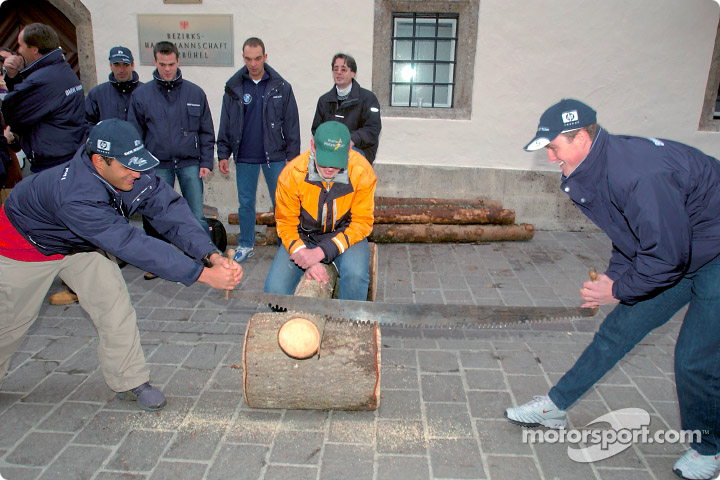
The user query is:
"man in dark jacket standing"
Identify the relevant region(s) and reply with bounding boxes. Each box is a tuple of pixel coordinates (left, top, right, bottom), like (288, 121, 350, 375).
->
(311, 53, 381, 164)
(505, 99, 720, 480)
(86, 46, 141, 126)
(217, 37, 300, 264)
(1, 23, 85, 173)
(128, 41, 215, 279)
(0, 119, 242, 411)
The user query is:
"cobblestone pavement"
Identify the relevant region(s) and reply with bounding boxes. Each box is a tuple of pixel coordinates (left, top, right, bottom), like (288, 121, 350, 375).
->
(0, 231, 689, 480)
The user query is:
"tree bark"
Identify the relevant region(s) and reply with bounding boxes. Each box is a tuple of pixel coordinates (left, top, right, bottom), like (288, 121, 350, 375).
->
(293, 264, 338, 298)
(367, 242, 378, 301)
(247, 204, 515, 226)
(242, 311, 381, 410)
(369, 223, 535, 243)
(373, 207, 514, 225)
(374, 196, 504, 210)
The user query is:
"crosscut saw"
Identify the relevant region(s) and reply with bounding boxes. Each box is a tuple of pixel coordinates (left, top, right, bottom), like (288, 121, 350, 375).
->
(228, 291, 597, 329)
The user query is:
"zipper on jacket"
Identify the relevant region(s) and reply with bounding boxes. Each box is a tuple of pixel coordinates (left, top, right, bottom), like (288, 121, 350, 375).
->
(263, 82, 284, 166)
(321, 203, 327, 232)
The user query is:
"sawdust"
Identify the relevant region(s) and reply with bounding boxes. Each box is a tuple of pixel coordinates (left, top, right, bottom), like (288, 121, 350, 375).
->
(376, 421, 428, 451)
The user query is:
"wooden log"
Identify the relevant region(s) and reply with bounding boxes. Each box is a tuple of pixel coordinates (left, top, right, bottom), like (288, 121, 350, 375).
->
(293, 264, 338, 298)
(373, 207, 514, 225)
(277, 317, 320, 359)
(367, 242, 378, 302)
(374, 196, 504, 210)
(292, 246, 378, 301)
(253, 211, 276, 226)
(244, 205, 515, 226)
(369, 223, 535, 243)
(242, 311, 381, 410)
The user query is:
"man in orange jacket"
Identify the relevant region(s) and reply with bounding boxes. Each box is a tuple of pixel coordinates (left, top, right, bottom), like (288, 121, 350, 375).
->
(264, 121, 376, 300)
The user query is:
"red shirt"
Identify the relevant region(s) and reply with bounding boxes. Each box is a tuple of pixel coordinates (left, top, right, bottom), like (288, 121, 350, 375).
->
(0, 204, 64, 262)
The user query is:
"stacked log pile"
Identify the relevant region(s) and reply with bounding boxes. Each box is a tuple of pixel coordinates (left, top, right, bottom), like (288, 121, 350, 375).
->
(229, 197, 534, 243)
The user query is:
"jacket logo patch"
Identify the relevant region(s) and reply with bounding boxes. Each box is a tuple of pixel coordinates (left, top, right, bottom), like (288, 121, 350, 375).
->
(370, 107, 379, 113)
(65, 85, 82, 96)
(242, 93, 252, 104)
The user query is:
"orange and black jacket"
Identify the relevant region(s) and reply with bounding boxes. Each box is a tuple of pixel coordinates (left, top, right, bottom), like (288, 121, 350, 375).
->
(275, 150, 376, 263)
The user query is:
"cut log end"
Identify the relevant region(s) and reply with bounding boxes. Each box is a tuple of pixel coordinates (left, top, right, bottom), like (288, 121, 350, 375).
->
(277, 317, 320, 359)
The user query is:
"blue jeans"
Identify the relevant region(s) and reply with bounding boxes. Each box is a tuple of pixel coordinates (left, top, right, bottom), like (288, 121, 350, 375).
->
(549, 257, 720, 454)
(264, 239, 370, 301)
(236, 161, 285, 248)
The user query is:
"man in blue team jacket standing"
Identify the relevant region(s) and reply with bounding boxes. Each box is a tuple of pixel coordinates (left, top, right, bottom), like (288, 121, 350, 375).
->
(0, 119, 242, 411)
(505, 99, 720, 480)
(217, 37, 300, 264)
(128, 41, 215, 280)
(1, 23, 85, 173)
(86, 46, 142, 127)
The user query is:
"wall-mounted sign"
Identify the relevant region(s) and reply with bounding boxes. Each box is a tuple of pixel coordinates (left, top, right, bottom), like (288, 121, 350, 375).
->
(137, 14, 233, 67)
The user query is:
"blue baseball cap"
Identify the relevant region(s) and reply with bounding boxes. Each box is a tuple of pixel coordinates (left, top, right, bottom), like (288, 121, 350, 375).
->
(108, 46, 133, 64)
(525, 99, 597, 151)
(87, 119, 159, 171)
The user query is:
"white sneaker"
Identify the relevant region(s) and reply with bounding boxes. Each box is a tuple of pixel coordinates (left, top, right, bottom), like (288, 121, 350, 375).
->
(233, 246, 254, 263)
(505, 394, 567, 429)
(672, 449, 720, 480)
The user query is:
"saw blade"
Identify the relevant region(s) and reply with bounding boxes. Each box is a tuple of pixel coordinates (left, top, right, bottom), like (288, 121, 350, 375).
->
(228, 291, 597, 329)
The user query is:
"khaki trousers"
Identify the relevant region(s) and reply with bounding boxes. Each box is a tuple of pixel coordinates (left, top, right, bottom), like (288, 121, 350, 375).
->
(0, 251, 149, 392)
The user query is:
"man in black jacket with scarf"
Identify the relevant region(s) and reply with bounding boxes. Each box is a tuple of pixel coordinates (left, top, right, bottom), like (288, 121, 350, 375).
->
(311, 53, 381, 164)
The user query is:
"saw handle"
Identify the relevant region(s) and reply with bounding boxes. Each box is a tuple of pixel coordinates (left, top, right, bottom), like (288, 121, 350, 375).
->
(225, 249, 236, 300)
(587, 268, 599, 314)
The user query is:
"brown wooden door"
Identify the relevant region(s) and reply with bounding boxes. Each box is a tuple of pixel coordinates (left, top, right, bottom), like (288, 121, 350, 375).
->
(0, 0, 79, 78)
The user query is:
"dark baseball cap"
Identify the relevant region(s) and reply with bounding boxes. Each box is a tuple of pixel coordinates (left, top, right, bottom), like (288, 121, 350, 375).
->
(524, 99, 597, 151)
(86, 119, 159, 171)
(314, 121, 351, 168)
(108, 46, 133, 64)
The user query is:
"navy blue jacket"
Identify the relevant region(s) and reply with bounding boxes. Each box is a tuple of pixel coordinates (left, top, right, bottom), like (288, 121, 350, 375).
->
(128, 69, 215, 170)
(561, 128, 720, 304)
(217, 64, 300, 164)
(311, 79, 382, 163)
(1, 48, 86, 172)
(86, 71, 142, 126)
(3, 146, 216, 286)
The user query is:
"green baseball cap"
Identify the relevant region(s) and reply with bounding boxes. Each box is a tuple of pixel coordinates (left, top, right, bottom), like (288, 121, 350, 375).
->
(314, 121, 351, 168)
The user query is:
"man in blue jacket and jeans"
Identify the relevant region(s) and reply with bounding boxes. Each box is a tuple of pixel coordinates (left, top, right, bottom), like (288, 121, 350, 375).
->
(128, 41, 215, 279)
(505, 99, 720, 480)
(0, 119, 242, 411)
(217, 37, 300, 264)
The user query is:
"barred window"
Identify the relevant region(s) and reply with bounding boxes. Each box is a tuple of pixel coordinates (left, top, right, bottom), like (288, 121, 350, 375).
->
(391, 13, 457, 108)
(372, 0, 479, 120)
